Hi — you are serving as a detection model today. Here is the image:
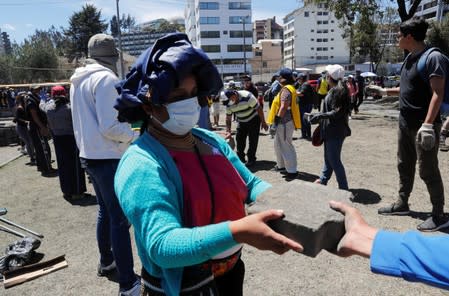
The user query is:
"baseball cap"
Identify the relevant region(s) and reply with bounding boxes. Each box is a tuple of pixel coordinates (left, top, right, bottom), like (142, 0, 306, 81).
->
(51, 85, 66, 97)
(325, 64, 345, 80)
(224, 89, 238, 99)
(279, 68, 293, 80)
(88, 34, 119, 58)
(242, 75, 251, 81)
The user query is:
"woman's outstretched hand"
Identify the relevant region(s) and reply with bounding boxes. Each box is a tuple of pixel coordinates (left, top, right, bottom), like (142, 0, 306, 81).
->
(329, 201, 379, 258)
(230, 210, 303, 255)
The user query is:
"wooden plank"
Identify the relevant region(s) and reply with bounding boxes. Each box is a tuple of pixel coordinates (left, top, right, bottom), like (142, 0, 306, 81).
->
(3, 255, 68, 289)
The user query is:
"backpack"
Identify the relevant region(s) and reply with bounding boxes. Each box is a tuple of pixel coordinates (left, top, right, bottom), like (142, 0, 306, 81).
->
(416, 47, 449, 115)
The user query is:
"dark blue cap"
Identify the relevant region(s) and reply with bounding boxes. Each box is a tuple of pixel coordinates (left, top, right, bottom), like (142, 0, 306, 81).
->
(279, 68, 293, 80)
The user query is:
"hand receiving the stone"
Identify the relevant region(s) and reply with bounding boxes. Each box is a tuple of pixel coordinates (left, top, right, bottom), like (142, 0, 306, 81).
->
(329, 201, 379, 258)
(230, 210, 303, 255)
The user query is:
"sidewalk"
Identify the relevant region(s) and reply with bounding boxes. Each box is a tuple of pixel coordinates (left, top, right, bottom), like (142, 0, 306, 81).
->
(0, 144, 23, 168)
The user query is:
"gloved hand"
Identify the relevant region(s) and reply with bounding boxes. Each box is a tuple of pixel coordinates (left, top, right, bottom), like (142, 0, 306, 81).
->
(269, 124, 277, 137)
(365, 85, 387, 96)
(309, 113, 323, 125)
(417, 123, 435, 151)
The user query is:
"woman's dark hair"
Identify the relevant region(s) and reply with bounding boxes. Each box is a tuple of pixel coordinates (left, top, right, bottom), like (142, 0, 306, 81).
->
(400, 17, 429, 41)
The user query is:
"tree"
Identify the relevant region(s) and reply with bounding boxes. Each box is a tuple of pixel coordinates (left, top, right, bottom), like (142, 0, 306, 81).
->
(110, 15, 119, 37)
(110, 14, 137, 36)
(14, 31, 61, 82)
(64, 4, 108, 62)
(426, 15, 449, 56)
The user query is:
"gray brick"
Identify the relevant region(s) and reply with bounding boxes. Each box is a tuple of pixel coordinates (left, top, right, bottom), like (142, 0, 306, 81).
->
(247, 179, 353, 257)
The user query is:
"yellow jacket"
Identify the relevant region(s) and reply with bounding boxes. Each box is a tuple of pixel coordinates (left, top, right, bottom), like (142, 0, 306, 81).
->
(267, 84, 301, 129)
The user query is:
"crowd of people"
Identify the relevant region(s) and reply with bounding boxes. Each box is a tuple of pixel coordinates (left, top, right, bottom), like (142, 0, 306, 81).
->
(5, 16, 449, 295)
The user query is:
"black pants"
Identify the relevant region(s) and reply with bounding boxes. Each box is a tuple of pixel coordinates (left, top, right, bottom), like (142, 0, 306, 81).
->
(354, 93, 364, 112)
(29, 126, 52, 173)
(141, 259, 245, 296)
(315, 94, 326, 111)
(236, 116, 261, 163)
(53, 134, 86, 195)
(397, 123, 445, 216)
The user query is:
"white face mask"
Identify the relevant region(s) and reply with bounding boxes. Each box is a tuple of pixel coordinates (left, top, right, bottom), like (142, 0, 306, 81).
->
(154, 96, 201, 135)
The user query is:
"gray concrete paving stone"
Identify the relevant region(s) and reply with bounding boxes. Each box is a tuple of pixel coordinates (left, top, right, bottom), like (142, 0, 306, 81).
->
(248, 180, 352, 257)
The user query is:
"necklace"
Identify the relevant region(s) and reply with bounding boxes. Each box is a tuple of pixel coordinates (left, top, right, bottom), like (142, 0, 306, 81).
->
(147, 125, 195, 151)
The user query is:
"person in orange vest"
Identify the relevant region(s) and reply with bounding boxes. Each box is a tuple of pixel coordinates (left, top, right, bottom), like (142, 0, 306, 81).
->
(266, 68, 301, 180)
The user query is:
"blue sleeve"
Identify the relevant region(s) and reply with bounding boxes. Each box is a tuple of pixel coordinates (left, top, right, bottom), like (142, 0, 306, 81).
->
(371, 230, 449, 290)
(115, 141, 237, 270)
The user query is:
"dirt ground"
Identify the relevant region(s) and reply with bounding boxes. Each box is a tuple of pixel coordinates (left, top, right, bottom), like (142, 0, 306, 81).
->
(1, 100, 448, 295)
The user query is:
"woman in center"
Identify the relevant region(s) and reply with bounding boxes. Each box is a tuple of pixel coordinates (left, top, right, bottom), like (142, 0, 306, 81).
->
(114, 33, 302, 296)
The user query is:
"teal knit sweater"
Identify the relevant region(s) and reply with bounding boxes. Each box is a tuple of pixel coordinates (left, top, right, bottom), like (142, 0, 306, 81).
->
(115, 128, 271, 295)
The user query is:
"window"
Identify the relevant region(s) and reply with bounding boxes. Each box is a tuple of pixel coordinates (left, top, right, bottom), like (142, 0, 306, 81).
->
(201, 31, 220, 38)
(229, 2, 251, 9)
(255, 51, 262, 56)
(200, 17, 220, 24)
(230, 30, 252, 38)
(201, 45, 220, 52)
(227, 44, 252, 52)
(229, 16, 250, 24)
(311, 47, 314, 50)
(262, 61, 267, 68)
(223, 30, 228, 35)
(305, 11, 309, 17)
(310, 29, 314, 32)
(311, 38, 314, 41)
(199, 2, 219, 9)
(317, 38, 328, 42)
(316, 56, 328, 60)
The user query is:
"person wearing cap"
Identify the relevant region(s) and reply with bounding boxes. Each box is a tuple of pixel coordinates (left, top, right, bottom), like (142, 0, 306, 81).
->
(309, 64, 351, 190)
(316, 71, 329, 111)
(70, 33, 140, 296)
(39, 85, 87, 200)
(114, 33, 303, 296)
(296, 73, 314, 140)
(25, 85, 57, 176)
(346, 75, 359, 118)
(266, 68, 301, 180)
(223, 89, 268, 167)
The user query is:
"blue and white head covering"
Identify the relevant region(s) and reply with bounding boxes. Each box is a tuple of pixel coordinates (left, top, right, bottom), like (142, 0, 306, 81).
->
(114, 33, 223, 123)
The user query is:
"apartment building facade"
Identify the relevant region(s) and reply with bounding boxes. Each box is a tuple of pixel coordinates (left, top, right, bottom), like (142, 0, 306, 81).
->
(414, 0, 449, 21)
(185, 0, 253, 77)
(117, 31, 176, 57)
(253, 17, 283, 42)
(283, 1, 349, 69)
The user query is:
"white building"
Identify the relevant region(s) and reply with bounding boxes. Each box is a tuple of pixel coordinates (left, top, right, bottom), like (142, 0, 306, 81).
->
(414, 0, 449, 21)
(283, 1, 349, 69)
(185, 0, 253, 78)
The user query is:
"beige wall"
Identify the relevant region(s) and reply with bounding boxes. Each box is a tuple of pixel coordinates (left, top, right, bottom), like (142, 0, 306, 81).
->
(249, 40, 283, 77)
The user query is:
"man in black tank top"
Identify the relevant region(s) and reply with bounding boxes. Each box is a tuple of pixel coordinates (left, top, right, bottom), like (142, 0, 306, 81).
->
(369, 17, 449, 232)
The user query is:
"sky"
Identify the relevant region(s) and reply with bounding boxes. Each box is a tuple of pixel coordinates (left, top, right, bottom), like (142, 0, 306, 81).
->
(0, 0, 303, 44)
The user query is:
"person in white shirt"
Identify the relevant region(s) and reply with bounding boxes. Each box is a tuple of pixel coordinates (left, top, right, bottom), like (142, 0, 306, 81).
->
(70, 33, 140, 296)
